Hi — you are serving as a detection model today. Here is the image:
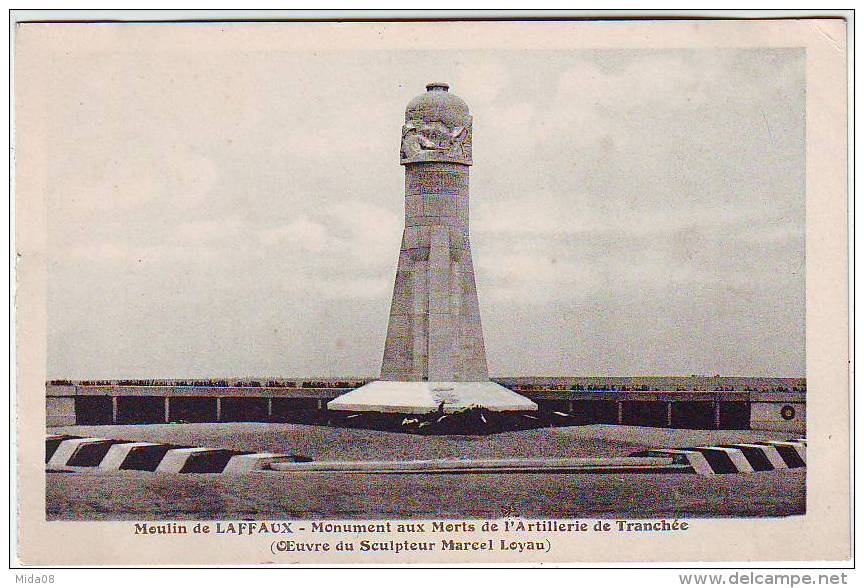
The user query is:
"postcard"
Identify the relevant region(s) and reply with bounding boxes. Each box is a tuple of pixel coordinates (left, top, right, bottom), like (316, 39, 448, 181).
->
(13, 15, 850, 565)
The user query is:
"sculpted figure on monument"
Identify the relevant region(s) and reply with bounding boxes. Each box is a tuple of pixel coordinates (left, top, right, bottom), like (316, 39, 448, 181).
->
(400, 119, 472, 163)
(399, 82, 473, 165)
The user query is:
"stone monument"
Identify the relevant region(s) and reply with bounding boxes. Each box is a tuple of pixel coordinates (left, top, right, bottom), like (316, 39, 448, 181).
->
(328, 83, 536, 416)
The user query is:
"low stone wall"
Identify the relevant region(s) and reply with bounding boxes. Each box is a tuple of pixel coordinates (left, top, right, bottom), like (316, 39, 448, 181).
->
(750, 401, 807, 433)
(46, 382, 806, 433)
(46, 385, 76, 427)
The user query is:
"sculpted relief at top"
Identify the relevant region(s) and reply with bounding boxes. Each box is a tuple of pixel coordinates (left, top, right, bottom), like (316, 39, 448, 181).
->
(400, 117, 473, 165)
(400, 83, 473, 166)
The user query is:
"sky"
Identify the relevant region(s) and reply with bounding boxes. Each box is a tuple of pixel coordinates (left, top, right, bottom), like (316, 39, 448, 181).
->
(35, 28, 805, 379)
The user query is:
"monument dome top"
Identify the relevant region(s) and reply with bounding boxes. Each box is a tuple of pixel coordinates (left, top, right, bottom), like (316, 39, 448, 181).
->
(400, 83, 473, 165)
(405, 82, 471, 128)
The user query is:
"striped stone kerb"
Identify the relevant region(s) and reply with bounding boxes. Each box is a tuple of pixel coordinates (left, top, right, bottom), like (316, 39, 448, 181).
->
(45, 434, 310, 474)
(632, 439, 807, 475)
(46, 433, 806, 477)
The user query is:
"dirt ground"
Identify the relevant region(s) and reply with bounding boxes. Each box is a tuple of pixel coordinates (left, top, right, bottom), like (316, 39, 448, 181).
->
(45, 423, 805, 520)
(48, 422, 789, 460)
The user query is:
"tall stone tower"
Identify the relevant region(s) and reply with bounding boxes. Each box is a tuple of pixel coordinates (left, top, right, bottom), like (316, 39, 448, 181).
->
(381, 82, 487, 382)
(328, 83, 536, 416)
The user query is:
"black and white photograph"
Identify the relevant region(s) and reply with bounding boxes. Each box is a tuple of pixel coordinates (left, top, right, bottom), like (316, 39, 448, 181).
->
(12, 13, 850, 567)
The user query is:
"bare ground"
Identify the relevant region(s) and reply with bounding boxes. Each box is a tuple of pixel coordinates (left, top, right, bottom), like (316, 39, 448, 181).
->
(45, 423, 805, 520)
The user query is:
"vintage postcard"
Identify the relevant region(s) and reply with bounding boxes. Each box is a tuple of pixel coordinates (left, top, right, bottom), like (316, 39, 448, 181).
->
(13, 15, 850, 566)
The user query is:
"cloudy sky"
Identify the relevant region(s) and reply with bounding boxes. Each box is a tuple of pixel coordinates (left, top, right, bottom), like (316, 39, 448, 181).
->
(35, 26, 805, 379)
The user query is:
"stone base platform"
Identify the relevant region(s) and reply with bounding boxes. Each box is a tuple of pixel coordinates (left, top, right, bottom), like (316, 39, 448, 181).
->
(326, 380, 538, 414)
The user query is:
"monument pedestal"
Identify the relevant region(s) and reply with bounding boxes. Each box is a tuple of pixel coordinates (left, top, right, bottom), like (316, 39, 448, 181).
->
(327, 381, 537, 414)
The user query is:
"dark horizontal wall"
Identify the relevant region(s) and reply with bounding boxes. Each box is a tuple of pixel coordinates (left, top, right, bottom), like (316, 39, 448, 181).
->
(116, 396, 164, 425)
(572, 400, 618, 424)
(271, 398, 326, 425)
(534, 399, 570, 415)
(170, 397, 217, 423)
(220, 397, 269, 422)
(621, 401, 667, 427)
(48, 375, 806, 393)
(47, 380, 802, 431)
(51, 384, 804, 405)
(670, 401, 715, 430)
(719, 401, 751, 429)
(74, 396, 113, 425)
